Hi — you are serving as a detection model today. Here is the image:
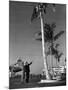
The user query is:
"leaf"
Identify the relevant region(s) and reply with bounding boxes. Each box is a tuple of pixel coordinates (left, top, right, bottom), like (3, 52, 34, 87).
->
(55, 43, 60, 48)
(58, 53, 63, 58)
(35, 38, 42, 41)
(38, 32, 41, 36)
(31, 6, 39, 22)
(46, 46, 57, 56)
(46, 51, 50, 56)
(51, 22, 56, 29)
(35, 37, 48, 42)
(54, 31, 64, 41)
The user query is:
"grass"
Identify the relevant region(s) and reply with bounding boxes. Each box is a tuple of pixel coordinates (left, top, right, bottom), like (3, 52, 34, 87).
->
(9, 75, 66, 89)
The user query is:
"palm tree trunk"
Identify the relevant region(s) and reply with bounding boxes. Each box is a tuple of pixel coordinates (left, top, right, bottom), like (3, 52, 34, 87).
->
(40, 11, 50, 80)
(51, 42, 53, 69)
(50, 48, 53, 69)
(56, 58, 58, 67)
(57, 57, 60, 67)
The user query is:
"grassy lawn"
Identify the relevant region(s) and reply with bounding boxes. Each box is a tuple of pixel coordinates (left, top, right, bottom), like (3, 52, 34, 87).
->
(9, 75, 66, 89)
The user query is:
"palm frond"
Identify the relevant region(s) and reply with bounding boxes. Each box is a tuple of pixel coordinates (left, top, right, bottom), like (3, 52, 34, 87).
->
(44, 23, 51, 31)
(46, 51, 50, 56)
(35, 38, 42, 41)
(55, 43, 60, 48)
(31, 6, 39, 22)
(37, 32, 41, 36)
(54, 31, 64, 41)
(35, 37, 48, 42)
(51, 22, 56, 29)
(58, 53, 63, 58)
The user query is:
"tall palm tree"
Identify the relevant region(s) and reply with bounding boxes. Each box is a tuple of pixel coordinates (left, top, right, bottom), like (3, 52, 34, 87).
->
(35, 23, 64, 68)
(31, 3, 56, 80)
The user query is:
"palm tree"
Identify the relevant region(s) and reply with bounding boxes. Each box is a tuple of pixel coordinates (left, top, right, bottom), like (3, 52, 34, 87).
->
(46, 43, 63, 67)
(54, 44, 63, 67)
(35, 23, 64, 69)
(31, 3, 56, 80)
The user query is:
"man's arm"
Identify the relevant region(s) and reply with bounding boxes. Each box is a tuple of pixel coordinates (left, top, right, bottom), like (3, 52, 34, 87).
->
(29, 62, 32, 65)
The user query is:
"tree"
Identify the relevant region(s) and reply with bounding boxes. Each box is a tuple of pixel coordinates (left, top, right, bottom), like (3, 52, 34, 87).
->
(54, 44, 63, 67)
(31, 3, 56, 80)
(46, 43, 63, 67)
(35, 23, 64, 68)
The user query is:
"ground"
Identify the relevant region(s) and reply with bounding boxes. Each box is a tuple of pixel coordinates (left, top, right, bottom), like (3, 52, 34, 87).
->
(9, 75, 66, 89)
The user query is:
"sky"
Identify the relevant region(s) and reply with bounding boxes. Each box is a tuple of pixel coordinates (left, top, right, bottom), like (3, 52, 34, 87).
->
(9, 1, 66, 74)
